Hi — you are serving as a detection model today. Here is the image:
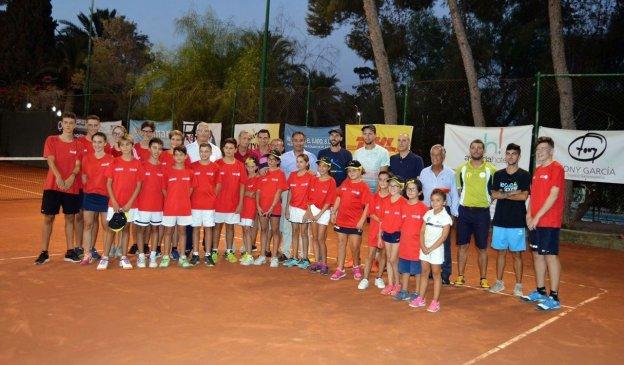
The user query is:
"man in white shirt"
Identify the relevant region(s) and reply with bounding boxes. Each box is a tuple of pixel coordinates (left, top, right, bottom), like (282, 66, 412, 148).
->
(186, 122, 222, 163)
(352, 125, 389, 192)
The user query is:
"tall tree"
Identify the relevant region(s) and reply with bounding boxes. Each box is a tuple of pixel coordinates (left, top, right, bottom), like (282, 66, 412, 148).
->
(548, 0, 575, 130)
(447, 0, 485, 127)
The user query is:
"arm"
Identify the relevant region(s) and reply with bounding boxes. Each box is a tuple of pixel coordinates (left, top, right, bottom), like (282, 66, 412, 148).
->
(424, 225, 451, 253)
(527, 186, 560, 230)
(64, 159, 81, 188)
(267, 189, 282, 216)
(46, 155, 66, 190)
(107, 178, 119, 211)
(215, 182, 222, 197)
(330, 197, 341, 224)
(356, 204, 370, 230)
(256, 188, 264, 216)
(285, 190, 292, 219)
(235, 183, 244, 214)
(419, 222, 426, 253)
(123, 182, 142, 212)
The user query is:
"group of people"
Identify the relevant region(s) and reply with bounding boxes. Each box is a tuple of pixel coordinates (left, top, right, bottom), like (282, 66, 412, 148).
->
(35, 113, 565, 312)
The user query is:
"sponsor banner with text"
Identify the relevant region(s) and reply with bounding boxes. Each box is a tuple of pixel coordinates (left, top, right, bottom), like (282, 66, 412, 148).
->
(284, 124, 339, 156)
(129, 120, 174, 149)
(182, 121, 222, 147)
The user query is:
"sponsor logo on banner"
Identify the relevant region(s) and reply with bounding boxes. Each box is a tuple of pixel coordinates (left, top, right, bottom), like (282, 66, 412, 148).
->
(567, 132, 607, 162)
(284, 124, 338, 156)
(182, 121, 222, 147)
(345, 124, 414, 154)
(129, 120, 173, 148)
(233, 123, 281, 150)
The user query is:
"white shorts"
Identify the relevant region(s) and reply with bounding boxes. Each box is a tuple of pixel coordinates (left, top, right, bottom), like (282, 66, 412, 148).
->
(419, 245, 444, 265)
(134, 210, 163, 226)
(214, 212, 240, 225)
(288, 206, 309, 224)
(191, 209, 215, 228)
(310, 204, 330, 226)
(106, 207, 137, 223)
(162, 215, 193, 227)
(239, 218, 254, 227)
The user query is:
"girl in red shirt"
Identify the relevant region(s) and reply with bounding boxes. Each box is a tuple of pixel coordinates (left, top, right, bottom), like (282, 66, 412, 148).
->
(80, 132, 114, 265)
(133, 121, 154, 161)
(358, 170, 391, 290)
(191, 143, 219, 266)
(330, 160, 371, 281)
(284, 155, 314, 269)
(255, 150, 287, 267)
(108, 125, 126, 158)
(306, 157, 336, 275)
(379, 175, 407, 296)
(239, 157, 259, 266)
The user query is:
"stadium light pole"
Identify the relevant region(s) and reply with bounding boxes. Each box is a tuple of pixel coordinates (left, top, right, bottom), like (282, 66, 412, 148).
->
(258, 0, 271, 124)
(83, 0, 95, 117)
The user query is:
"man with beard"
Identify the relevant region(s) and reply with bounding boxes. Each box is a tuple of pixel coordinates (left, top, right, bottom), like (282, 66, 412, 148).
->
(353, 125, 389, 192)
(454, 139, 496, 289)
(317, 128, 352, 187)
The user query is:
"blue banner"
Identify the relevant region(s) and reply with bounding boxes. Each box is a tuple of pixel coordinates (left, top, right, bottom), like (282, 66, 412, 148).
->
(284, 124, 339, 157)
(129, 120, 174, 149)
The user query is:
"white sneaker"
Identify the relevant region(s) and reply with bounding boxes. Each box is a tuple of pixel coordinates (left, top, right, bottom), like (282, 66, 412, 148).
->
(513, 283, 523, 297)
(269, 257, 279, 268)
(357, 278, 369, 290)
(254, 255, 267, 266)
(149, 253, 158, 268)
(374, 277, 385, 289)
(97, 258, 109, 271)
(119, 256, 133, 270)
(489, 280, 505, 293)
(137, 254, 146, 268)
(240, 255, 253, 266)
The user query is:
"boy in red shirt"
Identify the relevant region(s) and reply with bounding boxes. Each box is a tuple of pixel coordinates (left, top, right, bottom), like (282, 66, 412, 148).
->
(35, 112, 83, 265)
(212, 138, 247, 263)
(134, 138, 165, 268)
(523, 136, 565, 311)
(191, 143, 220, 266)
(97, 134, 144, 270)
(161, 146, 196, 269)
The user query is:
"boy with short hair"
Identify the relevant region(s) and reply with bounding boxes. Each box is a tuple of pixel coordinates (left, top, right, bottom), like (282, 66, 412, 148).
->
(191, 143, 219, 266)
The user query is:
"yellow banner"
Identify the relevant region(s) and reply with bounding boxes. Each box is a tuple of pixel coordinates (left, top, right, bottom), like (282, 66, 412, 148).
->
(345, 124, 414, 154)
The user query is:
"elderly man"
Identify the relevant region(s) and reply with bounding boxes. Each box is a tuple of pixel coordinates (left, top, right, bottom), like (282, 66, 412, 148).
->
(186, 122, 221, 163)
(353, 125, 389, 192)
(419, 144, 459, 285)
(235, 130, 260, 163)
(317, 128, 352, 187)
(389, 133, 423, 181)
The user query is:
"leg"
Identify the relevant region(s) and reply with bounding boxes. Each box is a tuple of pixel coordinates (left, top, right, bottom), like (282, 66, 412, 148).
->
(103, 228, 115, 258)
(318, 225, 328, 264)
(496, 249, 507, 281)
(279, 192, 292, 256)
(384, 243, 395, 286)
(301, 223, 310, 259)
(389, 244, 400, 287)
(164, 227, 174, 255)
(457, 244, 469, 276)
(64, 214, 76, 250)
(149, 225, 159, 253)
(136, 224, 146, 254)
(419, 261, 431, 298)
(291, 223, 300, 259)
(193, 226, 200, 254)
(120, 225, 130, 254)
(348, 234, 362, 267)
(545, 255, 561, 292)
(512, 251, 523, 284)
(177, 224, 187, 252)
(270, 217, 281, 257)
(336, 232, 347, 270)
(97, 212, 108, 252)
(74, 210, 84, 249)
(441, 233, 452, 280)
(82, 210, 96, 250)
(363, 247, 377, 280)
(310, 222, 320, 261)
(431, 264, 442, 301)
(41, 215, 56, 251)
(533, 251, 547, 288)
(203, 227, 213, 254)
(259, 216, 270, 255)
(224, 224, 234, 250)
(185, 225, 193, 253)
(400, 273, 409, 291)
(212, 223, 223, 252)
(377, 248, 387, 279)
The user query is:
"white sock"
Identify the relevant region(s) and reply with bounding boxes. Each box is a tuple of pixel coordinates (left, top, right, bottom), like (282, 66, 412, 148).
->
(193, 251, 199, 255)
(150, 251, 156, 259)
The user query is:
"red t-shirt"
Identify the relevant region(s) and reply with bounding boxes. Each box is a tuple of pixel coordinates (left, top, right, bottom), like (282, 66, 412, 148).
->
(134, 143, 151, 161)
(335, 179, 372, 228)
(109, 144, 122, 158)
(287, 171, 314, 210)
(214, 159, 248, 213)
(257, 169, 288, 214)
(530, 161, 565, 228)
(136, 161, 164, 212)
(308, 176, 337, 209)
(368, 192, 390, 247)
(82, 153, 114, 196)
(43, 135, 83, 194)
(163, 167, 196, 216)
(399, 201, 429, 260)
(78, 136, 112, 155)
(160, 151, 192, 169)
(380, 196, 407, 233)
(105, 157, 144, 207)
(234, 148, 261, 163)
(191, 161, 219, 210)
(241, 175, 259, 219)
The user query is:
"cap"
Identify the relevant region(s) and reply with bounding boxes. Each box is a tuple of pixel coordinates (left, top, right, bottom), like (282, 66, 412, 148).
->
(316, 157, 332, 166)
(108, 211, 128, 232)
(346, 160, 362, 169)
(328, 128, 343, 137)
(361, 124, 376, 134)
(388, 175, 405, 189)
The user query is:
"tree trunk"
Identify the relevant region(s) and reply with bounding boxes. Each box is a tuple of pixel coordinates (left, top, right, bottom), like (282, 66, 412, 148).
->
(447, 0, 485, 127)
(362, 0, 398, 124)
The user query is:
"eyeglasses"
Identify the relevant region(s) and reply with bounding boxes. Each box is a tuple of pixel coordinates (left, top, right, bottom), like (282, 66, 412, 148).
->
(141, 129, 154, 133)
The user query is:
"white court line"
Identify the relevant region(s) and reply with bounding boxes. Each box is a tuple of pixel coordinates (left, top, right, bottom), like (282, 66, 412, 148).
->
(0, 253, 62, 261)
(462, 289, 608, 365)
(0, 183, 42, 196)
(0, 174, 44, 185)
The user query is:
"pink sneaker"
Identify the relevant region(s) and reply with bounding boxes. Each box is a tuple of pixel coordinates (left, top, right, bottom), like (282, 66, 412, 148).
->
(409, 296, 426, 308)
(353, 265, 362, 280)
(80, 253, 92, 265)
(330, 268, 346, 281)
(427, 300, 440, 313)
(381, 284, 395, 295)
(389, 284, 402, 296)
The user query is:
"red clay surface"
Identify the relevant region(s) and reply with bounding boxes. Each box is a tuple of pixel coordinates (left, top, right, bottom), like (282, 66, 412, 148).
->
(1, 200, 623, 364)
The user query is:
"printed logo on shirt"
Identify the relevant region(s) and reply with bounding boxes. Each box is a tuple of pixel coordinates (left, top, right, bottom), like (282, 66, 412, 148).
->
(539, 174, 549, 180)
(146, 172, 151, 176)
(129, 168, 138, 172)
(351, 190, 361, 196)
(232, 172, 241, 176)
(115, 167, 124, 171)
(182, 177, 190, 181)
(101, 162, 110, 167)
(69, 150, 77, 155)
(169, 177, 177, 182)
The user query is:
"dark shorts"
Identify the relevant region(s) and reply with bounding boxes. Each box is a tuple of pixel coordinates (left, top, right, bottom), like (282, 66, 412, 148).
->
(41, 190, 81, 215)
(83, 193, 109, 213)
(399, 258, 422, 275)
(381, 231, 401, 244)
(334, 225, 362, 236)
(271, 214, 281, 218)
(529, 228, 560, 255)
(457, 205, 490, 249)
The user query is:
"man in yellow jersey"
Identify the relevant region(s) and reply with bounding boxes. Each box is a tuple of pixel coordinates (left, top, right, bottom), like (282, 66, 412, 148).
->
(454, 139, 496, 288)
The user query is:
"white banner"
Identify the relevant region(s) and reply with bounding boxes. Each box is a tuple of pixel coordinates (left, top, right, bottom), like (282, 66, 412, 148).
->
(444, 124, 533, 170)
(539, 127, 624, 183)
(182, 122, 222, 147)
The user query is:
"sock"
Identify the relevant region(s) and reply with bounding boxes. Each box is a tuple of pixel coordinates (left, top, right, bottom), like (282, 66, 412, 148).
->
(193, 251, 199, 256)
(150, 251, 156, 259)
(537, 286, 547, 295)
(205, 252, 210, 257)
(550, 290, 559, 301)
(211, 249, 218, 253)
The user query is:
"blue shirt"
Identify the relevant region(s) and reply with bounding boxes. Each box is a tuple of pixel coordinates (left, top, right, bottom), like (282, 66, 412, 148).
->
(317, 147, 352, 187)
(389, 152, 424, 181)
(280, 149, 317, 177)
(419, 165, 459, 217)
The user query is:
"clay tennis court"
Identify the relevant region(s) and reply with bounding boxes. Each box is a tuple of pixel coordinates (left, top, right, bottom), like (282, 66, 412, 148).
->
(0, 166, 623, 364)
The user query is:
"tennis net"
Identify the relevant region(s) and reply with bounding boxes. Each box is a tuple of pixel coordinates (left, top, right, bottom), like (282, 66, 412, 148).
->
(0, 157, 47, 200)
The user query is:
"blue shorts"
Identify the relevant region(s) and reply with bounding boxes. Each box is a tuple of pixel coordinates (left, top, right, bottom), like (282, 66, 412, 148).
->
(457, 205, 490, 249)
(398, 258, 422, 275)
(491, 226, 526, 252)
(82, 193, 109, 213)
(381, 231, 401, 244)
(530, 228, 560, 255)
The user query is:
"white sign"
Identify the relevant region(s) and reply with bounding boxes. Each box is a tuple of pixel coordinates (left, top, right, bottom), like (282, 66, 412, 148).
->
(539, 127, 624, 184)
(444, 124, 534, 170)
(182, 121, 222, 147)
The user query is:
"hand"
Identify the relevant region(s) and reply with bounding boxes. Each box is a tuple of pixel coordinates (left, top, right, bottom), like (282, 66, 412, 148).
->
(122, 203, 132, 212)
(313, 214, 321, 222)
(303, 211, 312, 221)
(55, 176, 67, 190)
(421, 247, 429, 255)
(527, 215, 540, 230)
(356, 221, 364, 230)
(259, 168, 269, 176)
(376, 238, 384, 249)
(257, 206, 264, 217)
(112, 201, 120, 212)
(64, 174, 75, 188)
(266, 206, 274, 216)
(330, 213, 336, 224)
(235, 204, 243, 215)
